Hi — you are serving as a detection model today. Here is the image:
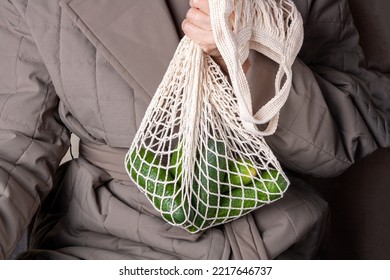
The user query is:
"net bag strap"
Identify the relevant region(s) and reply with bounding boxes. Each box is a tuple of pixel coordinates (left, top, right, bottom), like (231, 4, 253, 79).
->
(209, 0, 304, 136)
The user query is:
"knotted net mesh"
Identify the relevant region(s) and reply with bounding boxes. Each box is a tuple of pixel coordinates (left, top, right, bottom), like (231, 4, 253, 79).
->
(125, 0, 303, 233)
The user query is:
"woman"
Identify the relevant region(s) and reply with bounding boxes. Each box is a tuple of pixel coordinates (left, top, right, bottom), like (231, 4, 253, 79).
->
(0, 0, 387, 259)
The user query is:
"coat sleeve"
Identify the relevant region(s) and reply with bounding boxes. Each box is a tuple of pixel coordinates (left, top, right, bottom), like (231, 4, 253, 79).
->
(0, 2, 70, 258)
(250, 0, 389, 178)
(248, 53, 355, 177)
(262, 59, 356, 177)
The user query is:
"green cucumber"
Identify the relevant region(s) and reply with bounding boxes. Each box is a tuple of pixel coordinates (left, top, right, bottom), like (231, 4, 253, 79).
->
(128, 146, 187, 224)
(168, 141, 184, 182)
(259, 169, 288, 201)
(128, 147, 156, 188)
(202, 138, 228, 187)
(217, 187, 260, 218)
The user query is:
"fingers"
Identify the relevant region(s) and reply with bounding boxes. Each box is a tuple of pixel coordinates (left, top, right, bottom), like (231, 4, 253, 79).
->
(184, 0, 230, 74)
(189, 0, 210, 15)
(186, 7, 211, 31)
(183, 0, 250, 76)
(182, 19, 218, 56)
(182, 5, 220, 57)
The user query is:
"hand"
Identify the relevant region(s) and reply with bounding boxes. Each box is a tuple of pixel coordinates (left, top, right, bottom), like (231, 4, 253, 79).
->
(182, 0, 222, 65)
(182, 0, 250, 74)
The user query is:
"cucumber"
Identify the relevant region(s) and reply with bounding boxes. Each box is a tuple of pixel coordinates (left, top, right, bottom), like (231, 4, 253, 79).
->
(168, 141, 184, 182)
(128, 146, 187, 224)
(188, 139, 228, 228)
(219, 183, 230, 194)
(217, 187, 259, 218)
(197, 138, 228, 196)
(161, 190, 188, 224)
(190, 168, 218, 228)
(202, 138, 228, 187)
(259, 169, 288, 201)
(210, 169, 287, 223)
(261, 169, 288, 190)
(128, 147, 156, 188)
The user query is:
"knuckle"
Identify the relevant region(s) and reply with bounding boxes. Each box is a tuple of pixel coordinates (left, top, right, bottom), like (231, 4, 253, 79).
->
(187, 8, 203, 24)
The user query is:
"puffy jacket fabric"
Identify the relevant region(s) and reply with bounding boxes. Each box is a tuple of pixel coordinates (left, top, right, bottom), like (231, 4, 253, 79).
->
(0, 0, 387, 259)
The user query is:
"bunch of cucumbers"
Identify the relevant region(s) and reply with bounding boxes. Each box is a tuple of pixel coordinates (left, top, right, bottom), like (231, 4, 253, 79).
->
(127, 139, 288, 233)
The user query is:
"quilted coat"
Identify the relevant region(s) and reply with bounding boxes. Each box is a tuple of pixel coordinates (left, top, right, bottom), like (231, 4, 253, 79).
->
(0, 0, 388, 259)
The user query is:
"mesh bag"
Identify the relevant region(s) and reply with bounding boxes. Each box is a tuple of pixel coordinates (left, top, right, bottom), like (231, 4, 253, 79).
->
(125, 0, 304, 233)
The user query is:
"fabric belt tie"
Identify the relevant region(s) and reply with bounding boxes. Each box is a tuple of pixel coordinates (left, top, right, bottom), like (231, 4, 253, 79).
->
(78, 141, 269, 259)
(79, 141, 131, 182)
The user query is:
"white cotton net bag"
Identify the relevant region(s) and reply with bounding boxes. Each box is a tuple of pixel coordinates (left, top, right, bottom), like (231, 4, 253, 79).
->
(125, 0, 304, 233)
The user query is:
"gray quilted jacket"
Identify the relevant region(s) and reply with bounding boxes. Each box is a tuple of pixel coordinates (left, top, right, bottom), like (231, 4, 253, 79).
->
(0, 0, 388, 259)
